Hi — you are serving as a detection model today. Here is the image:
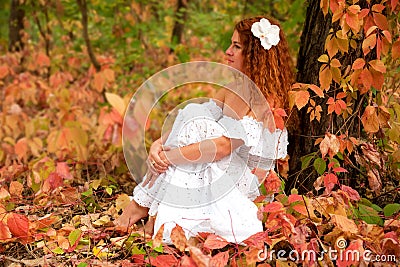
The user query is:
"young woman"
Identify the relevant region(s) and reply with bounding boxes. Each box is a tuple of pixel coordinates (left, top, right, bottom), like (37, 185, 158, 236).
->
(115, 16, 294, 243)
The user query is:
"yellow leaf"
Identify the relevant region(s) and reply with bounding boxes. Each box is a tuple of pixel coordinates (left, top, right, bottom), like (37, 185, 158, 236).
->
(171, 224, 187, 252)
(93, 215, 110, 226)
(330, 214, 358, 234)
(105, 92, 126, 116)
(318, 54, 329, 63)
(115, 194, 131, 212)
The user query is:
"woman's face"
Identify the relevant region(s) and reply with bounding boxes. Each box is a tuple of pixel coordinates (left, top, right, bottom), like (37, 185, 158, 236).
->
(225, 30, 244, 72)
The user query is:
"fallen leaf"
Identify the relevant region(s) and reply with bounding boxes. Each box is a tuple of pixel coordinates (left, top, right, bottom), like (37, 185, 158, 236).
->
(7, 213, 29, 239)
(204, 234, 229, 250)
(209, 251, 229, 267)
(330, 214, 358, 234)
(171, 224, 186, 252)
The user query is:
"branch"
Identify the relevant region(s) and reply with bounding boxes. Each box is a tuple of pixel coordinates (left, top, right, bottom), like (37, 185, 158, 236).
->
(76, 0, 101, 72)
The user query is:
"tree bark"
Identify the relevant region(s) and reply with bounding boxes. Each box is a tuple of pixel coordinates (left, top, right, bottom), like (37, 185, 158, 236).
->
(170, 0, 188, 52)
(288, 0, 370, 192)
(77, 0, 101, 72)
(8, 0, 25, 52)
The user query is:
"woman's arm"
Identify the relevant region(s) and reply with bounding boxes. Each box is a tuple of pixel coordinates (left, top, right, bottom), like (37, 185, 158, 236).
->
(159, 136, 244, 165)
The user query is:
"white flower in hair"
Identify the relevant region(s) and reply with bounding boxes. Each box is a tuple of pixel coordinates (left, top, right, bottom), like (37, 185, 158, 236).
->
(251, 18, 280, 50)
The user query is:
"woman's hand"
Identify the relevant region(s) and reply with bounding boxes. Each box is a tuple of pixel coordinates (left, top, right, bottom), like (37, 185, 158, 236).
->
(147, 139, 170, 174)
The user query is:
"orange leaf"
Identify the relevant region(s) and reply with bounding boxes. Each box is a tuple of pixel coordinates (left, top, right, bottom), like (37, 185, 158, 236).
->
(14, 138, 28, 161)
(294, 90, 310, 110)
(243, 231, 271, 249)
(345, 13, 359, 32)
(372, 4, 385, 12)
(308, 84, 324, 97)
(0, 187, 10, 201)
(210, 251, 229, 267)
(273, 108, 286, 130)
(204, 234, 229, 250)
(36, 52, 50, 67)
(170, 224, 186, 252)
(189, 246, 211, 267)
(352, 58, 365, 70)
(7, 213, 29, 239)
(0, 221, 12, 240)
(369, 59, 386, 73)
(153, 224, 165, 248)
(370, 69, 384, 90)
(288, 194, 303, 204)
(373, 13, 389, 30)
(361, 106, 379, 133)
(93, 72, 105, 92)
(0, 65, 9, 79)
(320, 0, 329, 16)
(362, 34, 376, 55)
(9, 181, 23, 197)
(319, 66, 332, 90)
(391, 0, 399, 12)
(360, 69, 373, 92)
(103, 68, 115, 83)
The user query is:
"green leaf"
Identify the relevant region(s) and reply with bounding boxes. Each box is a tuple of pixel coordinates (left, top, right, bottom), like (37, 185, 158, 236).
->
(77, 263, 88, 267)
(154, 243, 164, 253)
(69, 229, 82, 247)
(131, 245, 146, 255)
(383, 203, 400, 217)
(358, 204, 383, 225)
(105, 186, 113, 195)
(52, 247, 65, 255)
(301, 153, 315, 169)
(314, 157, 327, 175)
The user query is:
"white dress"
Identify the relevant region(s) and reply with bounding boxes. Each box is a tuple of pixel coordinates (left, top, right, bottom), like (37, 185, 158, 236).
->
(132, 100, 288, 243)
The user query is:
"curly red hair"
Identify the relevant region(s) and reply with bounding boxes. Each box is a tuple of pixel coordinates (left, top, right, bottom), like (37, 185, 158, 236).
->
(235, 16, 294, 111)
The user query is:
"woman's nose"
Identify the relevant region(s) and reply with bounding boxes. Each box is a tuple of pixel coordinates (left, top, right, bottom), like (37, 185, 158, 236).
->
(225, 45, 233, 56)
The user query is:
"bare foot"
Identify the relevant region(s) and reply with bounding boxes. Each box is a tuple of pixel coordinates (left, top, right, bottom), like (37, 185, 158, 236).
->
(114, 200, 149, 232)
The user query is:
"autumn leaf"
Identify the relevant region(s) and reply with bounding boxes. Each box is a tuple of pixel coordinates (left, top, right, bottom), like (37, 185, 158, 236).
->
(369, 59, 386, 73)
(9, 181, 23, 197)
(330, 214, 358, 234)
(151, 255, 179, 267)
(105, 92, 126, 116)
(36, 52, 51, 67)
(93, 72, 105, 92)
(392, 39, 400, 60)
(319, 66, 332, 90)
(324, 173, 338, 193)
(7, 213, 29, 240)
(0, 65, 9, 79)
(14, 138, 28, 161)
(263, 201, 284, 213)
(367, 168, 382, 193)
(0, 221, 12, 240)
(243, 231, 271, 249)
(210, 251, 229, 267)
(170, 224, 186, 252)
(204, 234, 229, 250)
(189, 246, 211, 267)
(320, 133, 340, 158)
(0, 187, 11, 201)
(264, 170, 282, 193)
(115, 194, 131, 212)
(352, 58, 365, 70)
(308, 84, 324, 98)
(361, 106, 379, 133)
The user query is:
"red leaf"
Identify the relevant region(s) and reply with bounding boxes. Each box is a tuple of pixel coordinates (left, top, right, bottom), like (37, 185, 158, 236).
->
(47, 172, 64, 190)
(340, 185, 360, 201)
(369, 59, 386, 73)
(56, 162, 73, 180)
(204, 234, 229, 250)
(151, 255, 179, 267)
(392, 39, 400, 60)
(360, 69, 373, 92)
(333, 167, 347, 173)
(264, 171, 281, 193)
(170, 224, 186, 252)
(288, 194, 303, 204)
(209, 251, 229, 267)
(324, 173, 338, 192)
(0, 65, 9, 79)
(373, 13, 389, 30)
(179, 255, 197, 266)
(0, 221, 12, 240)
(243, 231, 271, 249)
(263, 202, 284, 213)
(391, 0, 399, 12)
(7, 213, 29, 239)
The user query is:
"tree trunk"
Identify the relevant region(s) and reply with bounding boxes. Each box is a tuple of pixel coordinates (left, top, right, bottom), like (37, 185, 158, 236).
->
(288, 0, 370, 192)
(288, 0, 332, 192)
(170, 0, 188, 52)
(8, 0, 25, 52)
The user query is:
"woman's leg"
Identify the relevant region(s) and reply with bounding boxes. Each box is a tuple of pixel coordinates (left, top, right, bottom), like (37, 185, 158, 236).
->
(114, 200, 149, 229)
